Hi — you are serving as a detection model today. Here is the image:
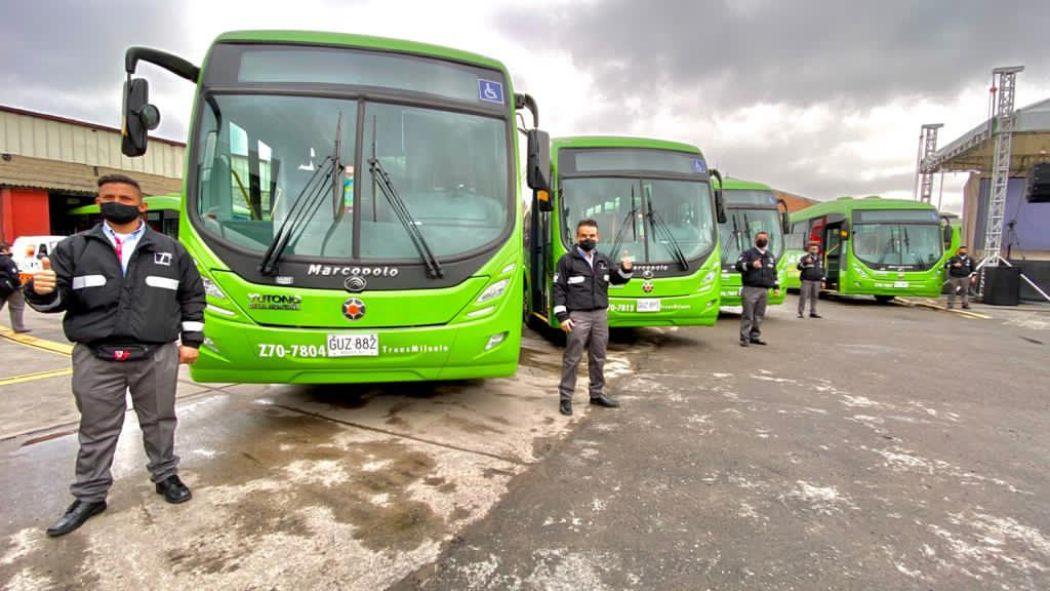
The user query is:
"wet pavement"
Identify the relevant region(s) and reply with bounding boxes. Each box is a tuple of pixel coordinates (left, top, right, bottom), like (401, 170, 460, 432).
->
(0, 296, 1048, 590)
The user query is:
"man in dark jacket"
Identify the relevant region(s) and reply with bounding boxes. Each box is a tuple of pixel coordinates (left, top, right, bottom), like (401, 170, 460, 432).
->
(553, 219, 633, 416)
(736, 231, 779, 346)
(0, 242, 29, 333)
(944, 245, 977, 309)
(25, 174, 205, 537)
(796, 240, 825, 318)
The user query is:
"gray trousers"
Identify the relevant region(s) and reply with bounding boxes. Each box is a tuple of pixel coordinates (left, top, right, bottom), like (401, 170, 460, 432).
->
(0, 289, 27, 331)
(559, 309, 609, 402)
(71, 342, 180, 502)
(799, 280, 820, 316)
(947, 276, 971, 306)
(740, 286, 769, 343)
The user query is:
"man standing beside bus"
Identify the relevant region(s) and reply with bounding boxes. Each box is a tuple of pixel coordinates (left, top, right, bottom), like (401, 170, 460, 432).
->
(24, 174, 205, 537)
(737, 231, 779, 346)
(796, 240, 824, 318)
(553, 219, 633, 416)
(0, 242, 29, 333)
(945, 245, 977, 310)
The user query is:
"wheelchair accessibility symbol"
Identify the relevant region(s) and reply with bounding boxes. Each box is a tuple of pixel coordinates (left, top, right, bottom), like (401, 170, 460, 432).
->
(478, 79, 505, 104)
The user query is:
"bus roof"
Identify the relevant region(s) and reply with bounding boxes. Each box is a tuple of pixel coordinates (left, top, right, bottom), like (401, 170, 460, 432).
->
(214, 30, 510, 74)
(718, 176, 774, 191)
(69, 194, 181, 215)
(552, 136, 703, 157)
(789, 195, 937, 222)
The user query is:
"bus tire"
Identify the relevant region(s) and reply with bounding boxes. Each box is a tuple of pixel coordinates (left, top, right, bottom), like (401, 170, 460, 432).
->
(874, 295, 895, 304)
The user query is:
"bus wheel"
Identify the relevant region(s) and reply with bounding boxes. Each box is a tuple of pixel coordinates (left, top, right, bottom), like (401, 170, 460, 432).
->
(875, 295, 895, 304)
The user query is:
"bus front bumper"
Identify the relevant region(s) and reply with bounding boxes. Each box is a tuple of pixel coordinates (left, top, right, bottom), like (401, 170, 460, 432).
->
(607, 292, 720, 327)
(191, 309, 521, 384)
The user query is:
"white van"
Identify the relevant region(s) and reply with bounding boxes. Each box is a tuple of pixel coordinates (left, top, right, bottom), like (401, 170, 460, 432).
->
(10, 235, 65, 282)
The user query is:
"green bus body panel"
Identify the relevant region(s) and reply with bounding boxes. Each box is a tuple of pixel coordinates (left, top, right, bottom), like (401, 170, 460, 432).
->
(168, 32, 523, 383)
(536, 136, 721, 328)
(70, 194, 181, 215)
(786, 196, 952, 299)
(715, 178, 787, 307)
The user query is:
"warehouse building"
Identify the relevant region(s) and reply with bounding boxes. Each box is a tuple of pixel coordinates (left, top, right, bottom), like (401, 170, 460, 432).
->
(0, 104, 184, 242)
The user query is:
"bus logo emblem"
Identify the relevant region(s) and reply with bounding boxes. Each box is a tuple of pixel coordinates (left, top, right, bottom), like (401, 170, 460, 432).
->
(643, 281, 654, 294)
(642, 270, 655, 280)
(344, 276, 367, 293)
(342, 298, 366, 321)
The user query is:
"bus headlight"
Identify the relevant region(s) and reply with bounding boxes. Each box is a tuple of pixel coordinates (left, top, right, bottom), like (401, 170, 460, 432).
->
(202, 277, 227, 300)
(476, 279, 509, 304)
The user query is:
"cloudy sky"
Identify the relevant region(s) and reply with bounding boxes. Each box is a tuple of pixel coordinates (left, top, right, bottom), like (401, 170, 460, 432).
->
(2, 0, 1048, 212)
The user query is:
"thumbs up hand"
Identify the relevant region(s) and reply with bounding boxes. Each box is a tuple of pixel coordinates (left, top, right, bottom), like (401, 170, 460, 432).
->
(32, 257, 57, 295)
(621, 250, 634, 272)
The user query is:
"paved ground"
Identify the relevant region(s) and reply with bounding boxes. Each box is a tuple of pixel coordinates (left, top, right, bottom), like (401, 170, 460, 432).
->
(0, 295, 1048, 590)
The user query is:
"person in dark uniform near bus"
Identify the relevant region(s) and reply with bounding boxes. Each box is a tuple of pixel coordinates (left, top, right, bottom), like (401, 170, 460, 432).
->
(796, 240, 825, 318)
(736, 231, 779, 346)
(24, 174, 206, 537)
(0, 242, 30, 333)
(553, 219, 633, 416)
(945, 245, 977, 309)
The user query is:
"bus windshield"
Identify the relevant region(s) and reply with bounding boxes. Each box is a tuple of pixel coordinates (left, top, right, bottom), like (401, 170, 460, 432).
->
(193, 94, 509, 262)
(852, 222, 942, 269)
(560, 177, 716, 265)
(719, 208, 784, 268)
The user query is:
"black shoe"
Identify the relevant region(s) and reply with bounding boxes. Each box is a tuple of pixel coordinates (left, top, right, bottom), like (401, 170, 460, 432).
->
(946, 304, 954, 310)
(962, 304, 971, 310)
(750, 338, 768, 346)
(589, 395, 620, 408)
(46, 500, 106, 537)
(797, 313, 804, 318)
(559, 400, 573, 416)
(740, 340, 750, 347)
(13, 328, 31, 334)
(155, 475, 192, 504)
(810, 314, 822, 318)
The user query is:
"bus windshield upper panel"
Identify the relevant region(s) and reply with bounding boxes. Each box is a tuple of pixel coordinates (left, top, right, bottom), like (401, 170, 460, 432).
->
(851, 209, 942, 270)
(193, 45, 511, 263)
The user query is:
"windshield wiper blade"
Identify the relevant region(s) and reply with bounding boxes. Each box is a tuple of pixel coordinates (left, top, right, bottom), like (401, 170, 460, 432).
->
(645, 195, 688, 270)
(367, 117, 442, 278)
(608, 205, 638, 262)
(259, 154, 336, 275)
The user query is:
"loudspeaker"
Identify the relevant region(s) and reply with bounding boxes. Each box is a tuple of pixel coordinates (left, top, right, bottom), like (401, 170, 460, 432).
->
(1027, 162, 1050, 203)
(983, 266, 1022, 306)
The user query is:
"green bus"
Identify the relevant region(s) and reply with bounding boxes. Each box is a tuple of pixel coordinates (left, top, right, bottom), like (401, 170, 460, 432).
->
(119, 30, 551, 383)
(70, 194, 181, 237)
(715, 177, 794, 307)
(525, 136, 725, 328)
(786, 196, 954, 302)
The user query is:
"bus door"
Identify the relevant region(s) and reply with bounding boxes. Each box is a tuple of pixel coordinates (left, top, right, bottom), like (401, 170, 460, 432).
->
(528, 196, 552, 317)
(824, 222, 844, 290)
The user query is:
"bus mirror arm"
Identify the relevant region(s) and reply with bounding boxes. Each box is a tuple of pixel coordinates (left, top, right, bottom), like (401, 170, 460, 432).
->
(125, 47, 200, 82)
(121, 47, 200, 158)
(711, 169, 727, 224)
(514, 93, 539, 127)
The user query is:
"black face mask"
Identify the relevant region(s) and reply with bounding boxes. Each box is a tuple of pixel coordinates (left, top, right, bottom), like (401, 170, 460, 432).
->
(100, 202, 141, 224)
(755, 239, 768, 248)
(579, 239, 597, 252)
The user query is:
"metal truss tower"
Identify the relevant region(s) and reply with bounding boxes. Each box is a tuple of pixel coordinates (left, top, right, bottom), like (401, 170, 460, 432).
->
(916, 123, 943, 203)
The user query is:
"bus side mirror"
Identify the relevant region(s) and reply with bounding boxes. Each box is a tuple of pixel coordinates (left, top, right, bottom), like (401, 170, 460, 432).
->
(526, 129, 551, 192)
(121, 77, 161, 157)
(711, 168, 727, 223)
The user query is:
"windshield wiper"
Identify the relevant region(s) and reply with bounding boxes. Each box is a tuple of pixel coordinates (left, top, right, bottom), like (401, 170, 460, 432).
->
(259, 113, 348, 275)
(608, 186, 639, 262)
(367, 117, 443, 279)
(645, 194, 688, 271)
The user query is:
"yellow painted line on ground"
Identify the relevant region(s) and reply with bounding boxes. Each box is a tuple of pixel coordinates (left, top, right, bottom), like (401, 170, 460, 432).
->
(896, 297, 991, 319)
(0, 367, 73, 386)
(0, 326, 73, 356)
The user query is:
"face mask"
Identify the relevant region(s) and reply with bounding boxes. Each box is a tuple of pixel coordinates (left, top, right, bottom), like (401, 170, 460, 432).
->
(100, 201, 141, 224)
(959, 253, 967, 258)
(755, 239, 768, 248)
(579, 239, 597, 252)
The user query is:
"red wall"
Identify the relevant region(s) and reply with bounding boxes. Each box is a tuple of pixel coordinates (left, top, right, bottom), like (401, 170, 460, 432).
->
(0, 187, 51, 243)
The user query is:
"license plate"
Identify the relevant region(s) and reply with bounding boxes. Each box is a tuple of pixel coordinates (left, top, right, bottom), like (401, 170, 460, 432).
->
(326, 333, 379, 357)
(636, 299, 661, 312)
(893, 281, 908, 288)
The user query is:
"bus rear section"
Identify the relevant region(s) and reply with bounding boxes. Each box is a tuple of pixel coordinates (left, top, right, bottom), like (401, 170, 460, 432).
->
(789, 197, 947, 302)
(716, 178, 790, 308)
(121, 31, 550, 383)
(527, 137, 724, 329)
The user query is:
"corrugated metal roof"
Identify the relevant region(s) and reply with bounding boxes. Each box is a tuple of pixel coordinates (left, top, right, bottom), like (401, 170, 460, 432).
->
(924, 97, 1050, 173)
(0, 154, 181, 195)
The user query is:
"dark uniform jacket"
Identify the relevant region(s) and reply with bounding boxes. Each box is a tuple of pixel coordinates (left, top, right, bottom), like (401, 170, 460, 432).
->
(945, 254, 977, 278)
(0, 253, 20, 297)
(796, 252, 826, 282)
(553, 247, 632, 323)
(736, 247, 779, 288)
(24, 223, 205, 348)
